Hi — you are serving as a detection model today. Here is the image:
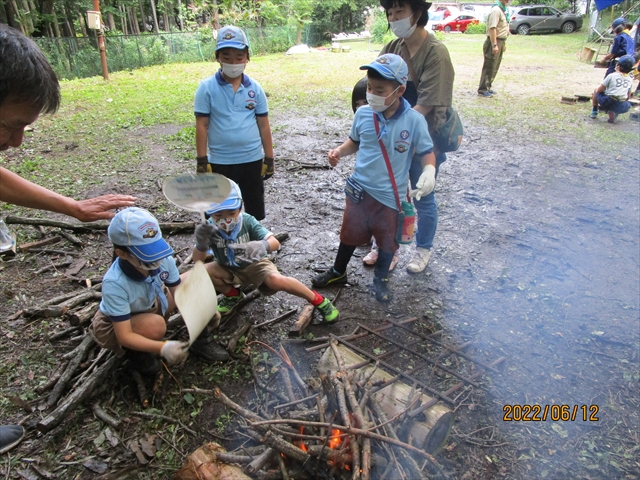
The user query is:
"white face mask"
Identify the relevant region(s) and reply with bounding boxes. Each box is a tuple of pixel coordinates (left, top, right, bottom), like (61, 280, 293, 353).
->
(366, 86, 401, 113)
(214, 216, 240, 233)
(221, 63, 245, 78)
(390, 15, 417, 39)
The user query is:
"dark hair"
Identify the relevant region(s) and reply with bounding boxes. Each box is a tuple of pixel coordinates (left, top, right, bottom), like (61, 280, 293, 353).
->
(366, 68, 401, 89)
(380, 0, 431, 28)
(112, 244, 129, 263)
(0, 24, 60, 113)
(215, 46, 250, 61)
(614, 25, 624, 35)
(352, 76, 368, 113)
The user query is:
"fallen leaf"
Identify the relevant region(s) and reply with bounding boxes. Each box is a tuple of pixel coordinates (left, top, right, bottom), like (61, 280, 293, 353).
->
(129, 440, 148, 465)
(139, 438, 156, 457)
(104, 427, 119, 447)
(83, 458, 108, 474)
(94, 431, 106, 447)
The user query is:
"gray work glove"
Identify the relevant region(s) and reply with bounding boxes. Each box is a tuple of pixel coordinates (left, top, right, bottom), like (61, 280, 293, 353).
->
(160, 340, 189, 365)
(228, 240, 270, 263)
(195, 223, 220, 252)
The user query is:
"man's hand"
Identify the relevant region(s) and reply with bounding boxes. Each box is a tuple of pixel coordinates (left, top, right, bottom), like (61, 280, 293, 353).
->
(73, 194, 137, 221)
(195, 223, 220, 252)
(197, 156, 211, 174)
(160, 340, 189, 365)
(228, 240, 270, 263)
(262, 157, 275, 180)
(409, 165, 436, 201)
(328, 149, 341, 167)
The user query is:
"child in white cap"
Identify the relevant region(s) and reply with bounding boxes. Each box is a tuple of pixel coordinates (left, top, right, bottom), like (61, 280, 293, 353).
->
(193, 178, 340, 323)
(90, 207, 227, 375)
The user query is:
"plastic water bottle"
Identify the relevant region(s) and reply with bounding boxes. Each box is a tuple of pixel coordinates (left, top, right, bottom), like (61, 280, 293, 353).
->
(0, 220, 15, 252)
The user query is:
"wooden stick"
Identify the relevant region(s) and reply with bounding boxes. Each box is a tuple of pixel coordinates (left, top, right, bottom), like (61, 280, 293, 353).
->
(34, 260, 73, 275)
(5, 216, 195, 234)
(280, 368, 297, 404)
(49, 325, 82, 341)
(273, 393, 319, 411)
(130, 369, 149, 408)
(18, 236, 62, 252)
(248, 419, 442, 467)
(132, 411, 197, 436)
(92, 403, 121, 429)
(255, 308, 298, 329)
(245, 447, 276, 476)
(261, 431, 309, 464)
(35, 361, 68, 394)
(64, 302, 99, 327)
(185, 386, 266, 423)
(47, 335, 95, 408)
(58, 229, 84, 246)
(37, 354, 120, 433)
(288, 304, 314, 337)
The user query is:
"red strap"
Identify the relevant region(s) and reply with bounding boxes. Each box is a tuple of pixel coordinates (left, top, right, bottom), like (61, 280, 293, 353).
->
(373, 113, 402, 211)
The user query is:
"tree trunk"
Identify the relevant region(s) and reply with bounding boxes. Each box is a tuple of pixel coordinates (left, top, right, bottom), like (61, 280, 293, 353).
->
(107, 12, 116, 32)
(119, 5, 128, 35)
(296, 24, 303, 45)
(52, 11, 61, 38)
(163, 13, 170, 32)
(149, 0, 159, 33)
(138, 0, 146, 32)
(20, 0, 34, 34)
(78, 13, 88, 38)
(8, 1, 23, 32)
(177, 0, 184, 31)
(129, 7, 140, 35)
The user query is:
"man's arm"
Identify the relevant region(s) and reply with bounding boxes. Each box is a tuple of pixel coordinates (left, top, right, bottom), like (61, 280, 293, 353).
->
(0, 167, 135, 221)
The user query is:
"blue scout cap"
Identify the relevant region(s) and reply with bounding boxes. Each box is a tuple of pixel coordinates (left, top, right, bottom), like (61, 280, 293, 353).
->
(206, 179, 243, 215)
(108, 207, 173, 262)
(612, 18, 626, 29)
(360, 53, 409, 85)
(216, 26, 249, 51)
(617, 55, 635, 70)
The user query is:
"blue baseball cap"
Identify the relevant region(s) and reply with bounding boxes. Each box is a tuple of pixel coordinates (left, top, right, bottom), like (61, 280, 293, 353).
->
(206, 179, 243, 215)
(216, 26, 249, 51)
(617, 55, 635, 71)
(360, 53, 409, 85)
(612, 18, 626, 29)
(108, 207, 174, 262)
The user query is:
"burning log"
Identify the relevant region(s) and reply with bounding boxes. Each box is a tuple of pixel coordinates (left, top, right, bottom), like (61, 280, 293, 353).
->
(318, 342, 454, 454)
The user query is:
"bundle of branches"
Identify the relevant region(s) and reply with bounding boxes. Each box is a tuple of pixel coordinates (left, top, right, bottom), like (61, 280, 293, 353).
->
(178, 339, 454, 480)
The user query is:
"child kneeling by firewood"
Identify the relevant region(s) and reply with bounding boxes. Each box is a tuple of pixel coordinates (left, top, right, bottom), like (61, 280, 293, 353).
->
(90, 207, 228, 376)
(590, 55, 635, 123)
(193, 178, 339, 323)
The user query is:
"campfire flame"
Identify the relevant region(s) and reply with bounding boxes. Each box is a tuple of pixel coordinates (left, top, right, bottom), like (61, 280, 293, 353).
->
(297, 426, 308, 452)
(329, 428, 342, 450)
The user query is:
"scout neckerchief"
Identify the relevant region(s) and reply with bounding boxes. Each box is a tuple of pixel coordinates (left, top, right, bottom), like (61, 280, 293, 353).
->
(494, 1, 508, 18)
(216, 215, 243, 266)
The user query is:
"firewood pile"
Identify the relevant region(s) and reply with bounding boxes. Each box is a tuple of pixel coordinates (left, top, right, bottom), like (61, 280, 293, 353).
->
(175, 338, 457, 480)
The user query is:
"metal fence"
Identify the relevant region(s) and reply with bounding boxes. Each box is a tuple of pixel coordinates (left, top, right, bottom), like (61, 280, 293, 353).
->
(34, 24, 326, 81)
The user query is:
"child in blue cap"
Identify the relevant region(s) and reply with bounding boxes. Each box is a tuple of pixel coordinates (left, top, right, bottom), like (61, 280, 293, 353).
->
(194, 25, 274, 221)
(312, 54, 436, 303)
(193, 179, 339, 323)
(90, 207, 227, 375)
(590, 55, 635, 123)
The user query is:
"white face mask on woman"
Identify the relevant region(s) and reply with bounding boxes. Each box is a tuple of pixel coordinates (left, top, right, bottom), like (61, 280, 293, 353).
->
(390, 15, 417, 39)
(221, 63, 245, 78)
(366, 86, 401, 113)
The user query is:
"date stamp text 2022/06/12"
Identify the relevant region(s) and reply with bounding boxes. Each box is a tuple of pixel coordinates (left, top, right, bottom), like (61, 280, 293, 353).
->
(503, 405, 600, 422)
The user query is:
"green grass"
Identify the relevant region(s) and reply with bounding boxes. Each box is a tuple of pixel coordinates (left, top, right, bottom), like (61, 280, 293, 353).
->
(2, 32, 636, 205)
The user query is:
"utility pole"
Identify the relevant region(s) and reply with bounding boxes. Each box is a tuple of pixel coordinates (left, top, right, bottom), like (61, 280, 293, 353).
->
(87, 1, 109, 80)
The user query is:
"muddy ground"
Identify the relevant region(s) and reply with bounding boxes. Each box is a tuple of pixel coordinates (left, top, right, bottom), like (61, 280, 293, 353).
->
(1, 95, 639, 478)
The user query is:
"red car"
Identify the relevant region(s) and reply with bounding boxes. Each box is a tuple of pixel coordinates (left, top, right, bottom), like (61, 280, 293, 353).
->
(433, 15, 479, 33)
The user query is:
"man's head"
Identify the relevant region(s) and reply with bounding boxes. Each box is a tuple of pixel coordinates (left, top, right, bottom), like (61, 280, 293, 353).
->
(109, 207, 174, 269)
(206, 180, 243, 232)
(380, 1, 432, 28)
(617, 55, 635, 73)
(0, 24, 60, 151)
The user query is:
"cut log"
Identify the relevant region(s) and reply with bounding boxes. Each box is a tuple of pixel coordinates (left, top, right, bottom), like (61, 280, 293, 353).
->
(64, 302, 99, 326)
(37, 353, 120, 433)
(24, 289, 101, 319)
(288, 305, 314, 337)
(317, 343, 454, 454)
(174, 442, 252, 480)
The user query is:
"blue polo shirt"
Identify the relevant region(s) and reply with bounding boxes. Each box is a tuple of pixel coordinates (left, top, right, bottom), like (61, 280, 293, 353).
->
(194, 71, 268, 165)
(99, 257, 181, 322)
(349, 99, 433, 210)
(208, 213, 272, 268)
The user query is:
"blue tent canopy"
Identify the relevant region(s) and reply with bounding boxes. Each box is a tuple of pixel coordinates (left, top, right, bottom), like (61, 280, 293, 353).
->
(594, 0, 624, 11)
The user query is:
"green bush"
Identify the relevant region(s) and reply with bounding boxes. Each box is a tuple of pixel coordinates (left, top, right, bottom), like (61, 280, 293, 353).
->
(370, 8, 395, 44)
(465, 23, 486, 35)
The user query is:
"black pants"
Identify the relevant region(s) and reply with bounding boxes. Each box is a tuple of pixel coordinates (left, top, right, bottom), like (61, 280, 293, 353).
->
(210, 159, 265, 220)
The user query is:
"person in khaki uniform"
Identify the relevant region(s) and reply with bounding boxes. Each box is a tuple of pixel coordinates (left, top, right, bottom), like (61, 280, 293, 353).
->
(377, 0, 455, 274)
(478, 0, 510, 97)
